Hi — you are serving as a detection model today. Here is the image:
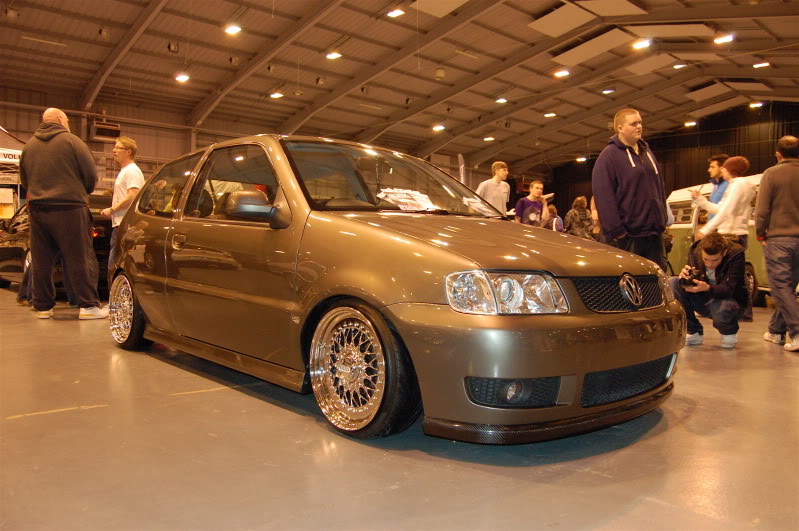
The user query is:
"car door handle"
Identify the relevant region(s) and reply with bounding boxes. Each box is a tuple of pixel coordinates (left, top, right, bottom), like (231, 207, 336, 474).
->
(171, 233, 187, 250)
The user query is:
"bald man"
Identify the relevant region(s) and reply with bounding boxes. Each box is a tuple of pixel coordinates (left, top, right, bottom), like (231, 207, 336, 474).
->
(19, 108, 108, 319)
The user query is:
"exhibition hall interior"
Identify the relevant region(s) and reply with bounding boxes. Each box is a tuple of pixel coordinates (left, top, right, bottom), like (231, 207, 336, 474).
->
(1, 0, 797, 529)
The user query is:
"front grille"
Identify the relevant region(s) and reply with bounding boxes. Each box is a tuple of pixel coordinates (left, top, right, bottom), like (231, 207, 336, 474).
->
(466, 376, 560, 409)
(581, 354, 674, 408)
(570, 275, 663, 312)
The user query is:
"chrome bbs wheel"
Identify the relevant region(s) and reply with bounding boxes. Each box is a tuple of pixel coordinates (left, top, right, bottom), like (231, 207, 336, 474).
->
(109, 274, 134, 344)
(310, 307, 386, 432)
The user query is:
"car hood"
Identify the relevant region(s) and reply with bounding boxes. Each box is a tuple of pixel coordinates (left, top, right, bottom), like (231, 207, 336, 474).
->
(336, 212, 659, 277)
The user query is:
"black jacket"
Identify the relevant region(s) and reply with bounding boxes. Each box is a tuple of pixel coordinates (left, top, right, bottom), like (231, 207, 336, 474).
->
(687, 239, 748, 307)
(20, 122, 97, 206)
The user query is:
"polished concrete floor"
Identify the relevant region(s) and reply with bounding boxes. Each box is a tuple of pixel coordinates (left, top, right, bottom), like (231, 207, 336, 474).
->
(1, 286, 797, 531)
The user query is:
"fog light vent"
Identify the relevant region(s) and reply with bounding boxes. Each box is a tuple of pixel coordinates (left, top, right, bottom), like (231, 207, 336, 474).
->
(466, 376, 560, 409)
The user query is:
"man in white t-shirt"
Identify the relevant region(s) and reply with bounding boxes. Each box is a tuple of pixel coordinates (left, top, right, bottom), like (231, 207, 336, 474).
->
(475, 161, 510, 214)
(101, 136, 145, 280)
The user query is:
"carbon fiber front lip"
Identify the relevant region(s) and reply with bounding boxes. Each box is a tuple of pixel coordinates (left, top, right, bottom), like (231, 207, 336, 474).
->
(423, 383, 673, 445)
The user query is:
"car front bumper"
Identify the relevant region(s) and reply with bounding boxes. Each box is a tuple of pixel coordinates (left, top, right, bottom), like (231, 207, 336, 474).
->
(383, 300, 685, 444)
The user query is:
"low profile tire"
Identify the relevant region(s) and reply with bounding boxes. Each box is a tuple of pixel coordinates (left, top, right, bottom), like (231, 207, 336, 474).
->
(109, 273, 151, 350)
(309, 299, 421, 439)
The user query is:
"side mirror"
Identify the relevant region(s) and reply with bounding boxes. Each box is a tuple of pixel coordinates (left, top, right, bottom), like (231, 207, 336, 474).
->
(226, 190, 291, 229)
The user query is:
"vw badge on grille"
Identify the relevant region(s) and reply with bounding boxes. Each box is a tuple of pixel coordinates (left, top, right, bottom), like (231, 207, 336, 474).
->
(619, 274, 643, 309)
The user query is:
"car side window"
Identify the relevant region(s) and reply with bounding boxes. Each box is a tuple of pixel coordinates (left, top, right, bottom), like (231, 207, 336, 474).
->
(184, 144, 278, 221)
(137, 153, 202, 217)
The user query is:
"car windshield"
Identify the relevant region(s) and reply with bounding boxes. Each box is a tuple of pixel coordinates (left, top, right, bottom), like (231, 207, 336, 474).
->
(281, 140, 501, 217)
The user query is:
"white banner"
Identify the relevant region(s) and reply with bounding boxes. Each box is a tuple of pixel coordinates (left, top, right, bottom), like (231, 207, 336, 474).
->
(0, 148, 21, 165)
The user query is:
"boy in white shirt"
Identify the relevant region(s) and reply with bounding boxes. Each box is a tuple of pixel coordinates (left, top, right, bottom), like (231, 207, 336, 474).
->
(101, 137, 145, 281)
(475, 161, 510, 214)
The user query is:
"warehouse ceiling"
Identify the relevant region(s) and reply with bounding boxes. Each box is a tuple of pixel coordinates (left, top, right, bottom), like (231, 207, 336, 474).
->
(1, 0, 797, 173)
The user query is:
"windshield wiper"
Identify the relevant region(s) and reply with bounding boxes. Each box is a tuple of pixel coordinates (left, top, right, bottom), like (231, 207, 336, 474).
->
(397, 208, 450, 215)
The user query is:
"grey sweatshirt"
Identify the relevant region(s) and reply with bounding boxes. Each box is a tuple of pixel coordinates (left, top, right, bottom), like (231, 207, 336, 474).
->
(755, 158, 799, 239)
(20, 122, 97, 206)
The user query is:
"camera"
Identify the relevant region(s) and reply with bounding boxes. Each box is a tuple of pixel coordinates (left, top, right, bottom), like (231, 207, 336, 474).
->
(679, 267, 706, 286)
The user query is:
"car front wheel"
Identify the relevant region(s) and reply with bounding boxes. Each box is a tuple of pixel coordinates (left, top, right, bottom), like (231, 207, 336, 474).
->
(109, 273, 151, 350)
(309, 300, 421, 439)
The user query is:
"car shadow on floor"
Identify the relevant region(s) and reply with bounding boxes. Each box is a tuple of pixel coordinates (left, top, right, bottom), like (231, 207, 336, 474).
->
(141, 340, 672, 466)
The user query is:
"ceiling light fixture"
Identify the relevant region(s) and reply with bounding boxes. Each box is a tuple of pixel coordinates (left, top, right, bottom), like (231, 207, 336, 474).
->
(433, 124, 446, 132)
(98, 27, 111, 40)
(387, 8, 405, 17)
(5, 7, 20, 18)
(753, 61, 770, 68)
(544, 112, 557, 118)
(270, 91, 284, 99)
(602, 88, 615, 95)
(434, 67, 446, 81)
(684, 120, 697, 127)
(713, 33, 734, 44)
(673, 63, 687, 69)
(576, 157, 587, 162)
(315, 76, 326, 86)
(167, 41, 179, 53)
(229, 55, 240, 66)
(749, 102, 763, 108)
(325, 35, 349, 60)
(175, 71, 190, 83)
(495, 97, 508, 104)
(224, 23, 242, 35)
(553, 69, 570, 78)
(483, 136, 495, 142)
(632, 39, 651, 49)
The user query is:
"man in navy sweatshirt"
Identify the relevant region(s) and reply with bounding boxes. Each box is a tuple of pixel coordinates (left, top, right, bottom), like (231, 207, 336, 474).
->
(592, 108, 668, 270)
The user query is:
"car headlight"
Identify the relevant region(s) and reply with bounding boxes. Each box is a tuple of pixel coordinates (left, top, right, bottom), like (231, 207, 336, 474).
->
(445, 271, 568, 315)
(655, 266, 675, 303)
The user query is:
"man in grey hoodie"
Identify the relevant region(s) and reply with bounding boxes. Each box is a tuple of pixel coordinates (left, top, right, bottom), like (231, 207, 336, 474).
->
(19, 108, 108, 320)
(592, 108, 668, 270)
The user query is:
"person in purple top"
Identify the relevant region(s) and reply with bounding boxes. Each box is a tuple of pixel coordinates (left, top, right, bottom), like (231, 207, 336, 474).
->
(514, 180, 550, 227)
(592, 108, 668, 270)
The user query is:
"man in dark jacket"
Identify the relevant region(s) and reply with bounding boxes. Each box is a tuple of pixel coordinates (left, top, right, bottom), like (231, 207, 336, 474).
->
(19, 108, 108, 320)
(755, 135, 799, 352)
(669, 232, 747, 349)
(592, 108, 668, 270)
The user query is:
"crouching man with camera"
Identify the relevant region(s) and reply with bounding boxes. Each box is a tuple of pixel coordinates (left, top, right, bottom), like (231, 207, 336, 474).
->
(670, 232, 748, 349)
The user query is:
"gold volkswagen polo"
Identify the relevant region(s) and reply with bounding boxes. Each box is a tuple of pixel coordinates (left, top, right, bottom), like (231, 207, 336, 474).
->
(108, 136, 685, 444)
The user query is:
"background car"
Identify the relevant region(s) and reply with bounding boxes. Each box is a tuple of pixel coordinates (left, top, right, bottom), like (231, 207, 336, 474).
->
(666, 174, 767, 305)
(0, 194, 113, 291)
(108, 136, 686, 445)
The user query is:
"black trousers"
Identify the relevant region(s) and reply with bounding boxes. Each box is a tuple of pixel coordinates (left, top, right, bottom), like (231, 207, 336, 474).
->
(610, 234, 667, 271)
(29, 205, 99, 311)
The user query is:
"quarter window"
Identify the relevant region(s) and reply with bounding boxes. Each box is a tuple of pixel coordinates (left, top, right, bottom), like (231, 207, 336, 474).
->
(137, 153, 202, 217)
(184, 144, 278, 221)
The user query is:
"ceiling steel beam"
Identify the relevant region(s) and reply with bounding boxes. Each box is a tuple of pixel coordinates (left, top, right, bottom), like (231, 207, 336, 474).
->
(700, 66, 799, 78)
(413, 53, 652, 158)
(352, 4, 795, 145)
(278, 0, 503, 134)
(188, 0, 346, 128)
(80, 0, 170, 111)
(351, 22, 600, 144)
(508, 92, 759, 172)
(471, 69, 700, 166)
(658, 40, 799, 54)
(604, 3, 799, 24)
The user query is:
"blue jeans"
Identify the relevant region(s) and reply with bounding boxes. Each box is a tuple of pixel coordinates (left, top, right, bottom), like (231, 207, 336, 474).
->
(764, 237, 799, 337)
(669, 277, 741, 335)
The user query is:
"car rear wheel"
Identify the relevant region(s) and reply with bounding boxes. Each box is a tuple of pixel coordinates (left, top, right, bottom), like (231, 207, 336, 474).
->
(745, 263, 764, 307)
(109, 273, 151, 350)
(309, 300, 421, 439)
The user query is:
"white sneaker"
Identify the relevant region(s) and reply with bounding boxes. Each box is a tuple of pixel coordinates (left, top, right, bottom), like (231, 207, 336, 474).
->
(79, 306, 110, 320)
(763, 332, 785, 345)
(785, 335, 799, 353)
(36, 309, 53, 319)
(686, 332, 703, 345)
(721, 334, 738, 349)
